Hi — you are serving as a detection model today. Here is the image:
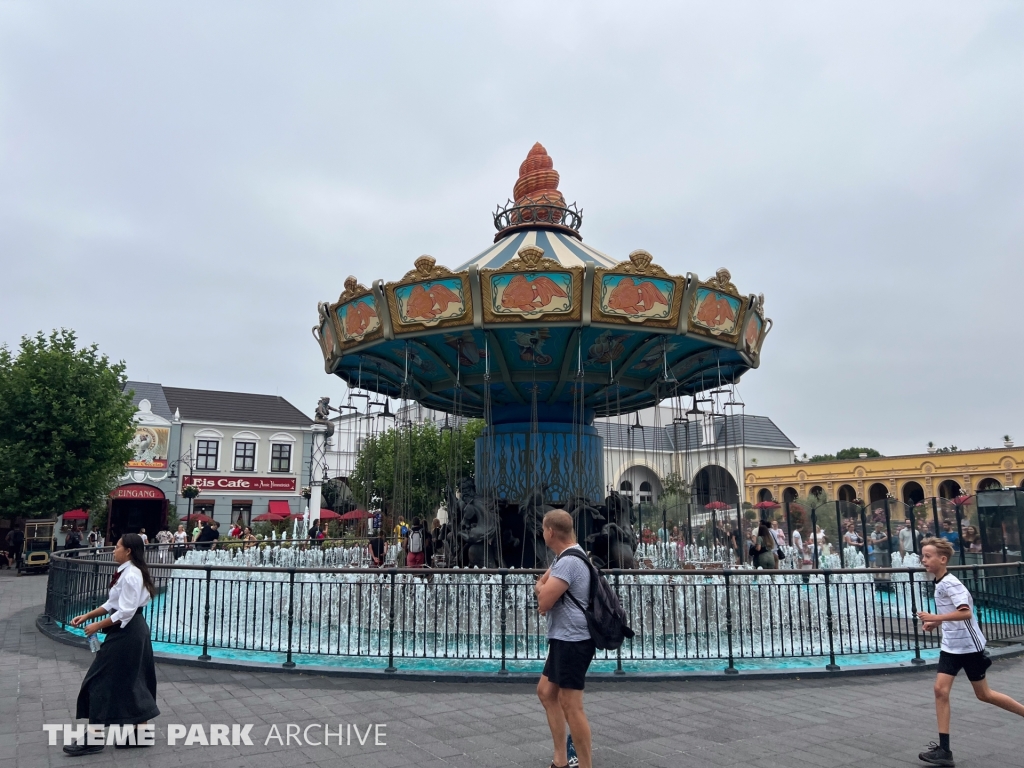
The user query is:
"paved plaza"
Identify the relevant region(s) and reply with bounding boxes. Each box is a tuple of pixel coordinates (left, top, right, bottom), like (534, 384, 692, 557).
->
(2, 571, 1023, 768)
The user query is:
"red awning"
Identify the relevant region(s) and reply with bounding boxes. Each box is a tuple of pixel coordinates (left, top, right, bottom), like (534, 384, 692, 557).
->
(63, 509, 89, 520)
(267, 500, 292, 516)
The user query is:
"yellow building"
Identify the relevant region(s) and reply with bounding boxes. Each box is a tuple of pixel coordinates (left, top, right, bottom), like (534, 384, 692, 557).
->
(745, 447, 1024, 506)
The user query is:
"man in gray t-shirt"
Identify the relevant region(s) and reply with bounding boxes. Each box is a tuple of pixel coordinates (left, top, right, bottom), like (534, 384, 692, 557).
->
(535, 509, 595, 768)
(544, 544, 592, 642)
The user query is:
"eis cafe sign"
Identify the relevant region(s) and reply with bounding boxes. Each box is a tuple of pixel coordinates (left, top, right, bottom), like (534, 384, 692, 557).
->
(181, 476, 297, 493)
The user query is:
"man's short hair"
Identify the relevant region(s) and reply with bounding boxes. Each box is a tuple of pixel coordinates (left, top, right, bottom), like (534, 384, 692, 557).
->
(542, 509, 575, 540)
(921, 536, 954, 561)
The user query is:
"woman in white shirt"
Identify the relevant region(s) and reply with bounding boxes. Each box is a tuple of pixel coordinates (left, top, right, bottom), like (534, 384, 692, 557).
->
(64, 533, 159, 756)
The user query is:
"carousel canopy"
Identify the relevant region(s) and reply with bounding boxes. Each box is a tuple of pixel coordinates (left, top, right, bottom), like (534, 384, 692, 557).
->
(314, 143, 771, 419)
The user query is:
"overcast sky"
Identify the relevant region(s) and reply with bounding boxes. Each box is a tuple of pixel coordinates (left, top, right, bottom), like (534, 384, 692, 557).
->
(1, 2, 1021, 458)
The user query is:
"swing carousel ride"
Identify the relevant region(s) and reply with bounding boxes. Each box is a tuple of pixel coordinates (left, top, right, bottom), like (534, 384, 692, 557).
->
(313, 144, 772, 569)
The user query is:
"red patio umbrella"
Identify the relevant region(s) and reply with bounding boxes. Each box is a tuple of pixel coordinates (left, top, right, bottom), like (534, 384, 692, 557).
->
(753, 501, 780, 510)
(339, 509, 372, 520)
(704, 501, 731, 510)
(252, 512, 288, 522)
(315, 509, 342, 520)
(952, 495, 973, 505)
(63, 509, 89, 520)
(185, 513, 215, 524)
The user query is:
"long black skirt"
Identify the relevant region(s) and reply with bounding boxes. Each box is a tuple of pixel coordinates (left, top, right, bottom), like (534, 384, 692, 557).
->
(76, 614, 160, 725)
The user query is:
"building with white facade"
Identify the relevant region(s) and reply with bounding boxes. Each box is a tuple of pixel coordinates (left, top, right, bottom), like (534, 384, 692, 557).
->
(109, 382, 315, 537)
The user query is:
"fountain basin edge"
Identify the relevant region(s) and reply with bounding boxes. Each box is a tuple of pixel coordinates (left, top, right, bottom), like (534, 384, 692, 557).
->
(36, 614, 1024, 684)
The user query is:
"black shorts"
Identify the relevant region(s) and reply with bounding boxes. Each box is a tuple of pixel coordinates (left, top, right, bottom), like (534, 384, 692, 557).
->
(937, 650, 992, 682)
(543, 639, 596, 690)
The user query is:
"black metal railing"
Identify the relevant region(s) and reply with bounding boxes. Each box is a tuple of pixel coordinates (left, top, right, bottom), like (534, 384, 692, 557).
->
(44, 552, 1024, 675)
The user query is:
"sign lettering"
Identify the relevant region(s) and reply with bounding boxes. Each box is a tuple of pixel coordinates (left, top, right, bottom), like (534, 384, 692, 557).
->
(181, 476, 297, 493)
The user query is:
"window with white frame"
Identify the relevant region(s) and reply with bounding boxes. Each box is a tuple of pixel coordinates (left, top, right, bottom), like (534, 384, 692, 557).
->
(270, 444, 291, 473)
(196, 440, 219, 470)
(234, 442, 256, 472)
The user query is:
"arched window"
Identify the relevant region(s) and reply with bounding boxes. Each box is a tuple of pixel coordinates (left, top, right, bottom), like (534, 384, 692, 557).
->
(691, 465, 739, 508)
(809, 485, 824, 500)
(757, 488, 773, 503)
(868, 483, 889, 503)
(619, 480, 632, 492)
(639, 481, 652, 492)
(937, 480, 963, 499)
(783, 487, 798, 504)
(901, 481, 924, 505)
(837, 484, 857, 502)
(977, 477, 1002, 492)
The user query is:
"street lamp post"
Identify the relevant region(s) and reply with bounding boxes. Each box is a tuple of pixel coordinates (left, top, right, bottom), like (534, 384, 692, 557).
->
(169, 447, 196, 541)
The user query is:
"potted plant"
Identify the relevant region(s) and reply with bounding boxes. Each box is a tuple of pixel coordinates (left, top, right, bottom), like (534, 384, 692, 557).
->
(1004, 435, 1014, 448)
(182, 484, 200, 499)
(301, 486, 312, 499)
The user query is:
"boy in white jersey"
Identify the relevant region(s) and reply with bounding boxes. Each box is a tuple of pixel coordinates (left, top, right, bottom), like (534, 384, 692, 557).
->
(915, 537, 1024, 767)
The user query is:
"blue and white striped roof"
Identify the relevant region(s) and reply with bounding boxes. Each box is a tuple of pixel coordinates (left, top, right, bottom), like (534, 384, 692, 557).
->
(454, 229, 620, 271)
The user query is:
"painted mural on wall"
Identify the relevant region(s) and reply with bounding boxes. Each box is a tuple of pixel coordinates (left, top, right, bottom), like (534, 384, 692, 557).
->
(599, 275, 673, 320)
(490, 272, 572, 316)
(443, 331, 486, 368)
(586, 330, 630, 366)
(338, 296, 380, 342)
(395, 279, 466, 326)
(742, 311, 763, 355)
(127, 426, 170, 469)
(691, 288, 741, 336)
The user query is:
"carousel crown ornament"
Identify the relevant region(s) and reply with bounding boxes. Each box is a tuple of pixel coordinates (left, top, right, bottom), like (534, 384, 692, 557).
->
(312, 143, 772, 566)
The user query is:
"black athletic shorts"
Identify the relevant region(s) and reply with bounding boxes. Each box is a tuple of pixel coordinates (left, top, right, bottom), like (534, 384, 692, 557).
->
(937, 650, 991, 682)
(543, 639, 596, 690)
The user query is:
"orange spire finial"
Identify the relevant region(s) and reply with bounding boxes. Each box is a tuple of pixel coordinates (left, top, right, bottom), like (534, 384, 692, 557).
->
(513, 143, 566, 208)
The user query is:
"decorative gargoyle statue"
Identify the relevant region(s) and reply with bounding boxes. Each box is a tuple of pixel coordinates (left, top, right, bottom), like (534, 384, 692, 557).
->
(584, 490, 638, 569)
(564, 495, 605, 551)
(586, 523, 638, 570)
(457, 478, 504, 568)
(314, 397, 342, 439)
(519, 483, 554, 568)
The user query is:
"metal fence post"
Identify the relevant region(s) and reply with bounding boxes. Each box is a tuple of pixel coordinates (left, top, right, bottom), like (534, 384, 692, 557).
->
(498, 569, 508, 675)
(907, 501, 919, 557)
(283, 569, 296, 668)
(931, 497, 940, 539)
(385, 568, 397, 673)
(907, 568, 925, 665)
(736, 505, 744, 566)
(955, 504, 966, 566)
(836, 505, 844, 568)
(811, 507, 819, 567)
(823, 571, 839, 671)
(883, 497, 893, 565)
(723, 571, 738, 674)
(199, 567, 212, 661)
(859, 505, 870, 565)
(614, 571, 624, 675)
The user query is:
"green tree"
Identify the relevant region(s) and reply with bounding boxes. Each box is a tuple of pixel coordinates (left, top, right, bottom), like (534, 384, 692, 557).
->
(808, 447, 882, 463)
(349, 419, 484, 522)
(0, 330, 136, 519)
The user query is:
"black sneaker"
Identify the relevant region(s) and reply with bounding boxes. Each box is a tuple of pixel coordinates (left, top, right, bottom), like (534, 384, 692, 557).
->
(62, 744, 105, 756)
(919, 742, 954, 767)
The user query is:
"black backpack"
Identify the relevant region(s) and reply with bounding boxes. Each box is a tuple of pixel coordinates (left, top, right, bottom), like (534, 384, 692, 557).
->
(556, 548, 635, 651)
